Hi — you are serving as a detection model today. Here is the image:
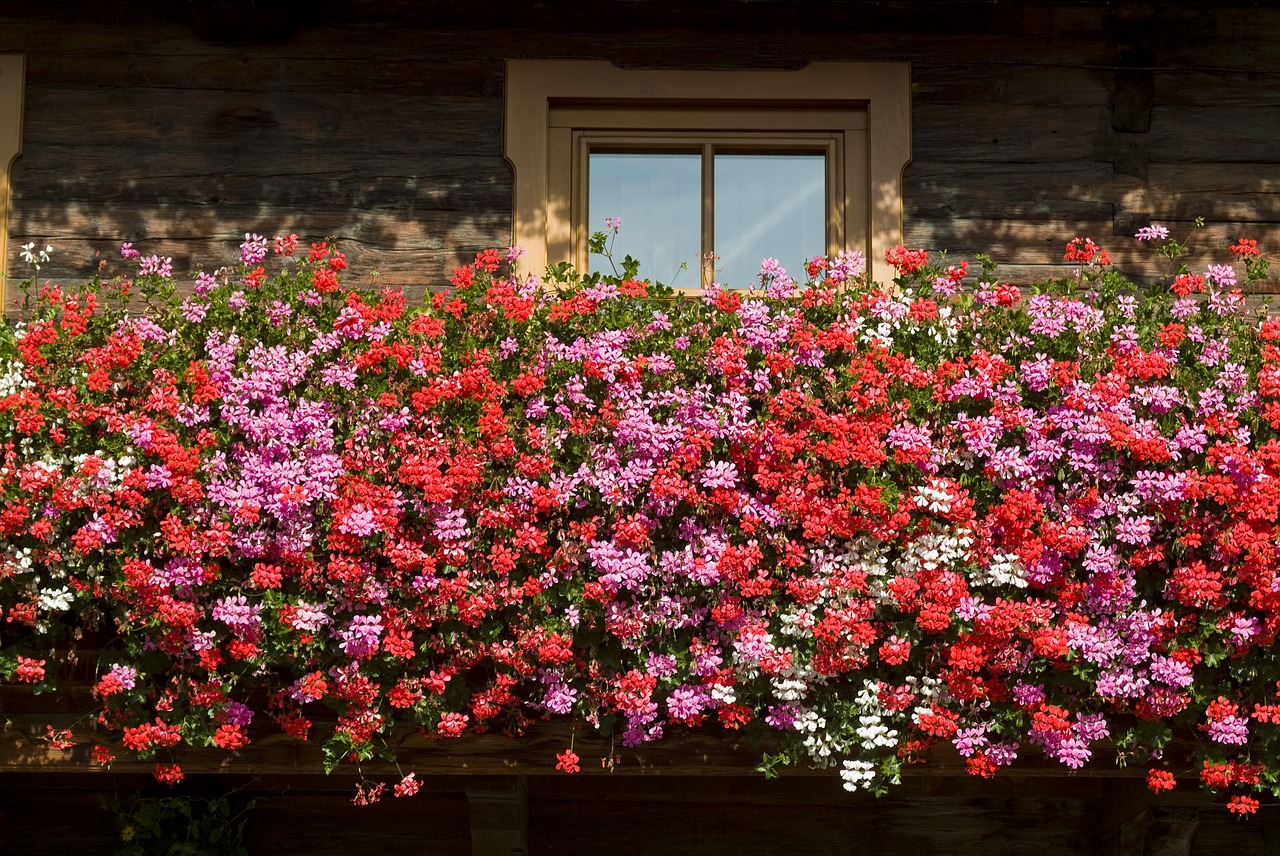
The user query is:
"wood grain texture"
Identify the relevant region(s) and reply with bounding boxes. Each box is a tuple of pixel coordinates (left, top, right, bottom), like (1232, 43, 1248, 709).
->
(1, 0, 1278, 295)
(2, 8, 1280, 855)
(531, 778, 1099, 856)
(0, 698, 1210, 782)
(0, 773, 1272, 856)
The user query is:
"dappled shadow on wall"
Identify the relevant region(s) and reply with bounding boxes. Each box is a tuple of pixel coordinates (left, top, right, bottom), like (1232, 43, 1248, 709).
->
(901, 157, 1280, 294)
(5, 79, 512, 309)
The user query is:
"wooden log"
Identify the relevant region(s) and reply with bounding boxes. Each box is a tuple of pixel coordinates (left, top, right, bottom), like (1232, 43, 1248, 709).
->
(912, 65, 1112, 108)
(4, 198, 511, 274)
(903, 220, 1280, 291)
(1144, 106, 1280, 164)
(907, 217, 1280, 261)
(12, 155, 510, 209)
(906, 162, 1131, 221)
(532, 777, 1106, 856)
(18, 89, 502, 156)
(1153, 69, 1280, 110)
(1121, 164, 1280, 222)
(0, 8, 1120, 79)
(0, 708, 1206, 781)
(0, 715, 787, 778)
(1155, 8, 1280, 71)
(911, 104, 1110, 164)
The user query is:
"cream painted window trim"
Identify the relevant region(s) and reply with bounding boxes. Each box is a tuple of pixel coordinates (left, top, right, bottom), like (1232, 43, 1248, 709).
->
(504, 59, 911, 286)
(0, 55, 24, 302)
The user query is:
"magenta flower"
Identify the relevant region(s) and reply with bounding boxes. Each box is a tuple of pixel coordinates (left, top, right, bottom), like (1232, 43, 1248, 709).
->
(138, 254, 173, 278)
(212, 595, 261, 632)
(1208, 717, 1250, 745)
(240, 232, 269, 265)
(337, 615, 384, 659)
(1206, 263, 1237, 287)
(700, 461, 740, 489)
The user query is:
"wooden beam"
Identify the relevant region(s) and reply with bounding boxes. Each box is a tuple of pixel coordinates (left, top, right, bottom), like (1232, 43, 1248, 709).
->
(466, 777, 528, 856)
(0, 712, 1199, 781)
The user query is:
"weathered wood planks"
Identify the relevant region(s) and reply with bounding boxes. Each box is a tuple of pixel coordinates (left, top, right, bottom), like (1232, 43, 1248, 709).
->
(1, 1, 1278, 296)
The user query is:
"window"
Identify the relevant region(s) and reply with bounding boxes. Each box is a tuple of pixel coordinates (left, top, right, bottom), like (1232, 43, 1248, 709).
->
(558, 104, 853, 287)
(1, 55, 24, 302)
(505, 60, 910, 286)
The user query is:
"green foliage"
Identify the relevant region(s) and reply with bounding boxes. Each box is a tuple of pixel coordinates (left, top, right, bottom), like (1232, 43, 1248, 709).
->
(105, 794, 256, 856)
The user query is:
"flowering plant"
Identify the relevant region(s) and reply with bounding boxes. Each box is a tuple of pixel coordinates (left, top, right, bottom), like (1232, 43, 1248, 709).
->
(1, 226, 1278, 813)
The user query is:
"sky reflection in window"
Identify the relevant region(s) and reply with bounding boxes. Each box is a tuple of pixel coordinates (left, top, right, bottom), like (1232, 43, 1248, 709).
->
(589, 151, 825, 287)
(589, 153, 700, 284)
(714, 154, 825, 288)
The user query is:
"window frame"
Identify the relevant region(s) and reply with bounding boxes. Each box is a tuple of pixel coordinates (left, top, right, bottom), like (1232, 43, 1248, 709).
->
(1, 55, 24, 303)
(558, 108, 856, 285)
(504, 60, 911, 285)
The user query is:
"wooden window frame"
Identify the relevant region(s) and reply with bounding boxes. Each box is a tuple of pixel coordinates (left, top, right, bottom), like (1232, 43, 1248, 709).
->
(557, 109, 859, 286)
(0, 55, 24, 303)
(505, 60, 911, 285)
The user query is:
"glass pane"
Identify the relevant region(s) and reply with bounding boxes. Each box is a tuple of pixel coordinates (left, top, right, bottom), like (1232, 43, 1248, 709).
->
(588, 153, 701, 284)
(713, 154, 826, 288)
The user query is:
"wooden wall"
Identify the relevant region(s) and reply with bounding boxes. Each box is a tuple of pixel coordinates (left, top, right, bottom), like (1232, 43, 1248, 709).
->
(3, 5, 1280, 849)
(2, 771, 1278, 856)
(1, 0, 1279, 308)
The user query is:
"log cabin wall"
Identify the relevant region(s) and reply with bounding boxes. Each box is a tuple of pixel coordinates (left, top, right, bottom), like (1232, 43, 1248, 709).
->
(1, 0, 1278, 310)
(3, 2, 1280, 852)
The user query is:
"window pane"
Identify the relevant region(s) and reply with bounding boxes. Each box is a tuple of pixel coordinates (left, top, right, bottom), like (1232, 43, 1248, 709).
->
(713, 154, 826, 288)
(588, 153, 701, 284)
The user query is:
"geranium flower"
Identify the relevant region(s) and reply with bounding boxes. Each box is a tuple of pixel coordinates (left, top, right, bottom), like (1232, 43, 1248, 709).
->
(555, 749, 581, 773)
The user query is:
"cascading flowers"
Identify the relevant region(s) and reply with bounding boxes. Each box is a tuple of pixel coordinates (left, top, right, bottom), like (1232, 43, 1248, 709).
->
(1, 223, 1278, 814)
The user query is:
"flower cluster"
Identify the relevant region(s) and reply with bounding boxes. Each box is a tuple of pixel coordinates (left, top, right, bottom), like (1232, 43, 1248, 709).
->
(1, 226, 1278, 810)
